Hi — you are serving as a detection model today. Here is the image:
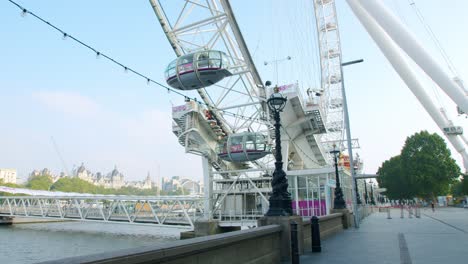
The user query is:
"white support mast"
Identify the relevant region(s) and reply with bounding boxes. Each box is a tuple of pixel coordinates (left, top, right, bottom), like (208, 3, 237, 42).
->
(346, 0, 468, 172)
(357, 0, 468, 114)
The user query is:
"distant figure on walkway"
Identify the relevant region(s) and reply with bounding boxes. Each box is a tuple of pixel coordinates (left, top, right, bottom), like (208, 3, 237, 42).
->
(431, 201, 435, 212)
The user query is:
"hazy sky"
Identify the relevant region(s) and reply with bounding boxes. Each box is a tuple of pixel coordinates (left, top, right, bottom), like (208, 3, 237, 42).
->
(1, 0, 467, 183)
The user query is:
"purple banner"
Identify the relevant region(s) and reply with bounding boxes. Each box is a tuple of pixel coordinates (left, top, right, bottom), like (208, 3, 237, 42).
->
(292, 200, 327, 217)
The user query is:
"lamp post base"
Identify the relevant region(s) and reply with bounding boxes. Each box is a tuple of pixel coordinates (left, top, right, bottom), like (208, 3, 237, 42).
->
(266, 198, 293, 216)
(333, 186, 346, 210)
(333, 200, 346, 210)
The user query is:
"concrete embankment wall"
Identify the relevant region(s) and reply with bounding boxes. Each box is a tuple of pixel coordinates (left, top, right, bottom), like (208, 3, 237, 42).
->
(0, 216, 71, 225)
(38, 225, 282, 264)
(0, 216, 13, 225)
(38, 208, 359, 263)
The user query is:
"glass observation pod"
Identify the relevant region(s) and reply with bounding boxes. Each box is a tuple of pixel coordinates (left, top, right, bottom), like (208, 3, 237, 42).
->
(165, 50, 232, 90)
(217, 132, 271, 162)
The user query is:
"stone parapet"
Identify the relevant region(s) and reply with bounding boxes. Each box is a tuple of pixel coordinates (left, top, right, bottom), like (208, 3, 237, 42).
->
(258, 215, 304, 261)
(331, 208, 352, 228)
(39, 225, 282, 264)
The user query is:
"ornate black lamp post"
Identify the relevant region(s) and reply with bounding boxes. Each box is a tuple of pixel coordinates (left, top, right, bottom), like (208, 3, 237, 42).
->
(369, 180, 376, 205)
(265, 85, 293, 216)
(354, 165, 362, 205)
(330, 144, 346, 209)
(363, 180, 368, 204)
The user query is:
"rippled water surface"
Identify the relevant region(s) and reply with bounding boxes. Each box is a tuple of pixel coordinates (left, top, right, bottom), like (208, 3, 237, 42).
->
(0, 221, 181, 263)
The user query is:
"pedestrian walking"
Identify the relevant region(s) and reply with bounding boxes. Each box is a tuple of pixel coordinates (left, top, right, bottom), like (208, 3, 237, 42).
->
(431, 201, 435, 212)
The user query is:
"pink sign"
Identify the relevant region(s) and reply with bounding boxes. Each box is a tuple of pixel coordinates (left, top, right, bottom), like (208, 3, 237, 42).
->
(230, 144, 242, 152)
(277, 83, 296, 92)
(172, 105, 188, 112)
(178, 63, 193, 73)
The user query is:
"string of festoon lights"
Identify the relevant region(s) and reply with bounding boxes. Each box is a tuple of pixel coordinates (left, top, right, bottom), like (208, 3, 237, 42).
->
(6, 0, 261, 123)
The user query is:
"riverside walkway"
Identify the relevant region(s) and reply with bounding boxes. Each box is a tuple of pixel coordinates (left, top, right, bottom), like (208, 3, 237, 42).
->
(299, 207, 468, 264)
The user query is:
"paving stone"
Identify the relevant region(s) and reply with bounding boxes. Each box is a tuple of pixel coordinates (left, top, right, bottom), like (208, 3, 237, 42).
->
(294, 207, 468, 264)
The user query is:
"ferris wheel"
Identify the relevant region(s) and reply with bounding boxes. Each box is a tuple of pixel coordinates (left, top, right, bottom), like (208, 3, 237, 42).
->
(150, 0, 347, 219)
(150, 0, 347, 166)
(313, 0, 347, 157)
(150, 0, 276, 172)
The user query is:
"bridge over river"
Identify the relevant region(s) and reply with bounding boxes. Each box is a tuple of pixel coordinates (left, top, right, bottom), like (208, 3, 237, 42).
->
(0, 194, 204, 229)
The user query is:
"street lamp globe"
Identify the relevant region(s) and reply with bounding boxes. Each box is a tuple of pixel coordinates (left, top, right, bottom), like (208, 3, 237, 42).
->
(267, 88, 287, 112)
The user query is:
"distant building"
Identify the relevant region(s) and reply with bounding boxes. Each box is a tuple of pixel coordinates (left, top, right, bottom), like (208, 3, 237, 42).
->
(126, 172, 152, 190)
(162, 176, 202, 194)
(180, 179, 202, 194)
(162, 176, 181, 191)
(30, 168, 60, 182)
(52, 172, 67, 183)
(74, 163, 125, 189)
(28, 164, 154, 190)
(76, 163, 94, 183)
(0, 168, 17, 184)
(30, 169, 41, 177)
(106, 166, 125, 189)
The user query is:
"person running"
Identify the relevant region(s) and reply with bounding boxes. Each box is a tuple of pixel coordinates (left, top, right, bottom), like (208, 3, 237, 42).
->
(431, 201, 435, 212)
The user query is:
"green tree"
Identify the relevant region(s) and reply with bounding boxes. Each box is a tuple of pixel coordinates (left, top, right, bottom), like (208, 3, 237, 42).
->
(457, 174, 468, 195)
(400, 131, 460, 199)
(26, 175, 53, 190)
(50, 177, 99, 193)
(0, 179, 24, 196)
(451, 179, 464, 196)
(463, 175, 468, 195)
(50, 177, 160, 196)
(377, 155, 412, 199)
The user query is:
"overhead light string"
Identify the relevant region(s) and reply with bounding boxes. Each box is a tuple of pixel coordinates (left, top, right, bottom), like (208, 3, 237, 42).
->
(6, 0, 196, 102)
(6, 0, 262, 124)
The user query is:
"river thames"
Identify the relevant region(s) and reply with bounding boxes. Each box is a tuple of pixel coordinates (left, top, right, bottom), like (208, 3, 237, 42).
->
(0, 221, 181, 263)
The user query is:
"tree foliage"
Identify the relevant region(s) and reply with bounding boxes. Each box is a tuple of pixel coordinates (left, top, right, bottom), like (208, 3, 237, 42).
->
(453, 174, 468, 196)
(51, 177, 100, 193)
(0, 179, 22, 196)
(6, 174, 186, 196)
(50, 177, 163, 196)
(377, 156, 410, 199)
(25, 175, 53, 190)
(463, 175, 468, 195)
(377, 131, 461, 199)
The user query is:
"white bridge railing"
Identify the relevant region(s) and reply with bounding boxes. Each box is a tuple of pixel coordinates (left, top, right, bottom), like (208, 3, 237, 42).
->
(0, 195, 204, 229)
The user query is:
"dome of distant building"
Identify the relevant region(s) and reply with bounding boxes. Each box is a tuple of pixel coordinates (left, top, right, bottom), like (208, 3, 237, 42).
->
(77, 163, 86, 173)
(111, 166, 120, 177)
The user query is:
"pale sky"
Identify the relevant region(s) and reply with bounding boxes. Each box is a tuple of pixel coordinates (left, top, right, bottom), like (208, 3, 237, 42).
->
(0, 0, 467, 183)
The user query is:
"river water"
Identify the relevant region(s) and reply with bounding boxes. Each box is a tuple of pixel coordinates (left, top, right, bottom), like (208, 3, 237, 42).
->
(0, 221, 181, 263)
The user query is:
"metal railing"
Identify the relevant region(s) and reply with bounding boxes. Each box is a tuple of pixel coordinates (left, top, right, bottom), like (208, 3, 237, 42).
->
(0, 195, 204, 229)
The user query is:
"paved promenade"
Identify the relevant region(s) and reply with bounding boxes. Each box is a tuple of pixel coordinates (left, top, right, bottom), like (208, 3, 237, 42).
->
(299, 207, 468, 264)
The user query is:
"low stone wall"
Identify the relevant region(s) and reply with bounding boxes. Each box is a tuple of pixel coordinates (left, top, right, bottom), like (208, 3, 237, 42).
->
(302, 213, 343, 250)
(319, 213, 345, 239)
(360, 205, 373, 220)
(258, 215, 304, 261)
(378, 206, 389, 212)
(39, 225, 282, 264)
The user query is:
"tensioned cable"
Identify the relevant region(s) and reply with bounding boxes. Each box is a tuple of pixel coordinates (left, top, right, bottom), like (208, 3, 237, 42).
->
(408, 0, 459, 77)
(407, 0, 454, 108)
(5, 1, 190, 98)
(391, 0, 409, 26)
(5, 0, 261, 123)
